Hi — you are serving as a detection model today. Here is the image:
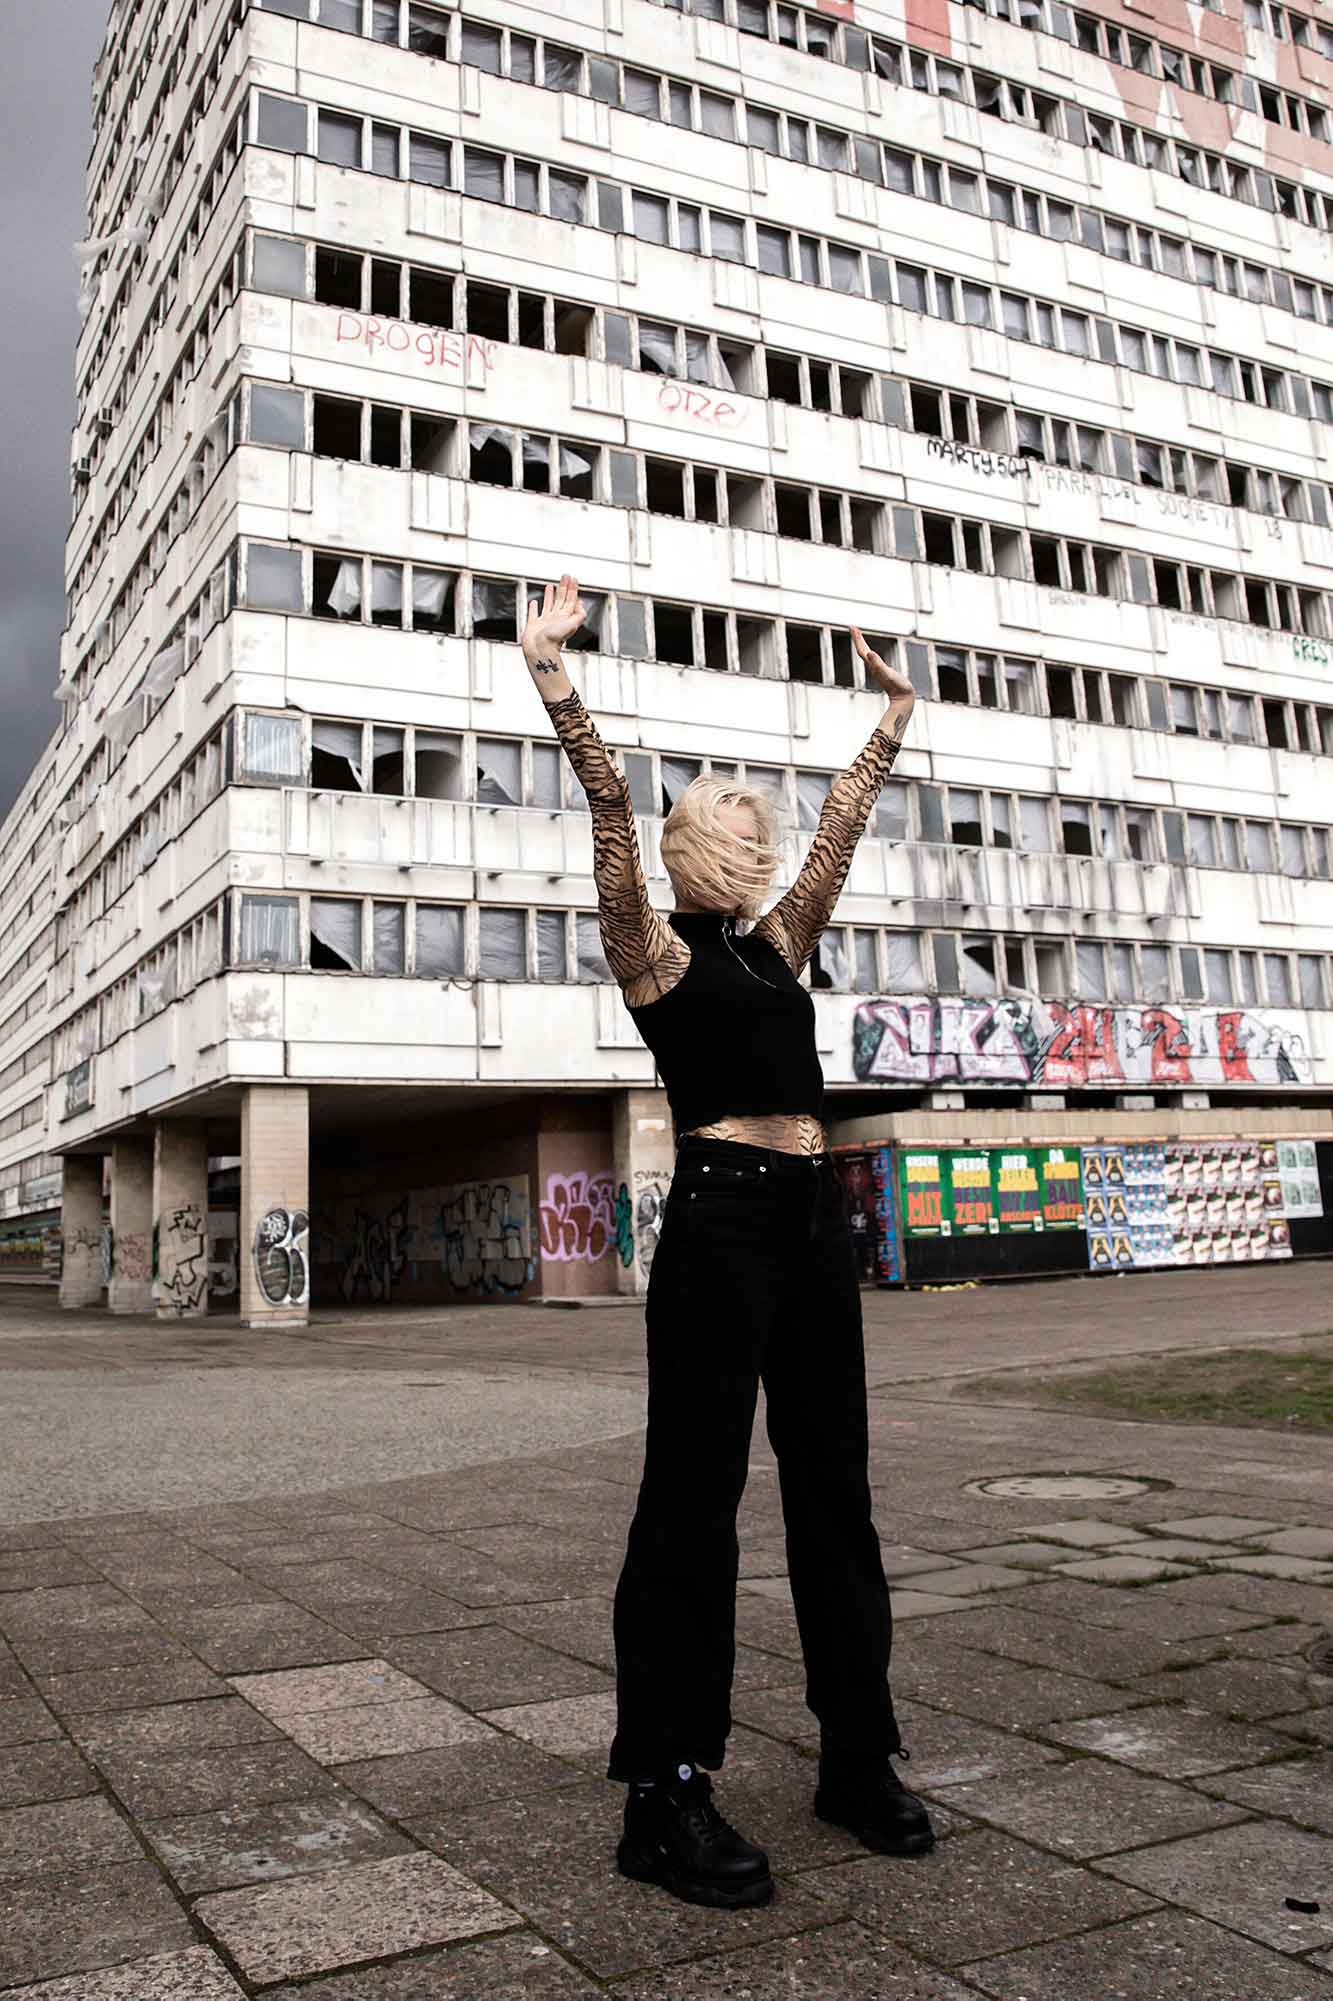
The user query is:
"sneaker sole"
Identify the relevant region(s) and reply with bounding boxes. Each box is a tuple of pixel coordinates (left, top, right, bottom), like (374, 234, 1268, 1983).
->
(814, 1804, 936, 1857)
(617, 1843, 776, 1910)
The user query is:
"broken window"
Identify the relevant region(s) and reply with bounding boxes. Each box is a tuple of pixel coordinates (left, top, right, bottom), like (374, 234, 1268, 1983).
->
(410, 416, 452, 477)
(409, 267, 453, 330)
(786, 626, 824, 683)
(549, 172, 588, 224)
(874, 781, 910, 842)
(370, 563, 403, 628)
(949, 790, 983, 847)
(961, 938, 998, 998)
(559, 444, 596, 501)
(313, 554, 362, 620)
(310, 898, 362, 972)
(638, 323, 678, 376)
(471, 578, 517, 641)
(653, 603, 695, 665)
(736, 618, 771, 677)
(313, 395, 362, 461)
(796, 771, 831, 832)
(414, 733, 464, 800)
(315, 247, 362, 309)
(469, 425, 514, 486)
(776, 486, 813, 539)
(371, 728, 404, 794)
(646, 458, 687, 517)
(311, 720, 365, 791)
(576, 914, 612, 983)
(415, 904, 465, 975)
(407, 4, 450, 56)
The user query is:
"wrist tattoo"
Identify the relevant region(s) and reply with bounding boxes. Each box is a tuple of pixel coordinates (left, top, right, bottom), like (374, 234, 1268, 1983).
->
(532, 654, 562, 674)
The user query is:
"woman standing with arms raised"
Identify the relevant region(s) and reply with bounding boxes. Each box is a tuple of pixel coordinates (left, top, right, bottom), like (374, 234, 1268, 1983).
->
(525, 576, 934, 1910)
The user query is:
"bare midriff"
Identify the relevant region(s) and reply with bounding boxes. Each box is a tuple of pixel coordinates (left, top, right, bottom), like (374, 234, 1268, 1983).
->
(679, 1113, 828, 1157)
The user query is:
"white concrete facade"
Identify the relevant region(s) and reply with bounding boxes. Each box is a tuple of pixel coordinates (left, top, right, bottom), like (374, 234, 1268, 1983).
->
(4, 0, 1333, 1298)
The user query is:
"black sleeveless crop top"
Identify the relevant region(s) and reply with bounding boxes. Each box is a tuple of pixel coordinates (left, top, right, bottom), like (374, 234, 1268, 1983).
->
(625, 910, 824, 1134)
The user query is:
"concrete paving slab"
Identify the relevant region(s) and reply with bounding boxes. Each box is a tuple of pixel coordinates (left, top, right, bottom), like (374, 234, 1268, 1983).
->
(1052, 1554, 1193, 1583)
(145, 1794, 412, 1895)
(932, 1760, 1248, 1858)
(1194, 1757, 1333, 1836)
(0, 1861, 197, 1988)
(891, 1564, 1036, 1595)
(195, 1850, 519, 1984)
(1005, 1576, 1274, 1640)
(886, 1590, 974, 1619)
(229, 1659, 428, 1719)
(37, 1658, 227, 1715)
(276, 1695, 496, 1763)
(1151, 1516, 1282, 1541)
(1274, 1708, 1333, 1745)
(426, 1778, 835, 1979)
(482, 1691, 619, 1764)
(335, 1735, 579, 1821)
(800, 1826, 1157, 1966)
(157, 1604, 367, 1674)
(1038, 1703, 1297, 1776)
(263, 1934, 602, 1998)
(1252, 1529, 1333, 1561)
(0, 1796, 141, 1883)
(1020, 1521, 1148, 1547)
(1213, 1555, 1333, 1581)
(610, 1921, 982, 1998)
(69, 1696, 284, 1755)
(958, 1908, 1333, 2001)
(388, 1627, 614, 1710)
(1109, 1538, 1243, 1561)
(90, 1740, 338, 1819)
(0, 1741, 96, 1809)
(0, 1698, 62, 1748)
(1097, 1820, 1333, 1954)
(1, 1947, 247, 2001)
(1127, 1658, 1333, 1721)
(954, 1542, 1088, 1567)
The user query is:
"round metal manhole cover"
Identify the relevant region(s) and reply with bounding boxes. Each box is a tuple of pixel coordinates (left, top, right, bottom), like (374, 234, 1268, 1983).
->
(963, 1472, 1172, 1501)
(1307, 1635, 1333, 1672)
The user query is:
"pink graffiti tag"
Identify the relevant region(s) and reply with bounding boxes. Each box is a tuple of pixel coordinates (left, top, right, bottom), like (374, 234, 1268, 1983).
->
(656, 378, 745, 432)
(539, 1172, 618, 1264)
(335, 311, 496, 376)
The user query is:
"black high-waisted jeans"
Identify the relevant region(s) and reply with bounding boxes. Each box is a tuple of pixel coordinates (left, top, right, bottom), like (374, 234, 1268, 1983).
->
(606, 1133, 902, 1783)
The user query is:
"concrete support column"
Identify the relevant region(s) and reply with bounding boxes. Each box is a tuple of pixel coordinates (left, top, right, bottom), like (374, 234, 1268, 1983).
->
(611, 1086, 675, 1296)
(58, 1155, 105, 1309)
(107, 1138, 154, 1315)
(240, 1085, 310, 1328)
(153, 1123, 210, 1320)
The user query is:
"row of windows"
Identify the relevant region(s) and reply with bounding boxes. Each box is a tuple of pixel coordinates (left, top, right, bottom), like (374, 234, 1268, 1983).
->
(243, 361, 1333, 553)
(967, 0, 1331, 142)
(239, 458, 1330, 649)
(444, 11, 1333, 334)
(249, 0, 1333, 226)
(1244, 0, 1333, 56)
(253, 95, 1333, 431)
(237, 708, 1333, 882)
(219, 891, 1333, 1015)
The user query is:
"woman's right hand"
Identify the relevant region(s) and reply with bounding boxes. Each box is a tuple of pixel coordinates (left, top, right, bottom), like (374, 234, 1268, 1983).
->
(522, 573, 587, 668)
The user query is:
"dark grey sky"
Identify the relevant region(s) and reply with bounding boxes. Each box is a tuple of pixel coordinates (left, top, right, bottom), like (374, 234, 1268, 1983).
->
(1, 6, 110, 820)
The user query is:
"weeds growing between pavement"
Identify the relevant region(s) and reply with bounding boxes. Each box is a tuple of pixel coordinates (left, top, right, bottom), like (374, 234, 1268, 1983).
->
(962, 1335, 1333, 1432)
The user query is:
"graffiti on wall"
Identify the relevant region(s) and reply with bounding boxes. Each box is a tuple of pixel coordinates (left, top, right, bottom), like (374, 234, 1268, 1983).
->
(254, 1207, 310, 1307)
(538, 1171, 635, 1266)
(156, 1202, 208, 1316)
(852, 999, 1313, 1089)
(113, 1230, 151, 1286)
(429, 1180, 533, 1295)
(336, 1198, 414, 1303)
(632, 1170, 671, 1280)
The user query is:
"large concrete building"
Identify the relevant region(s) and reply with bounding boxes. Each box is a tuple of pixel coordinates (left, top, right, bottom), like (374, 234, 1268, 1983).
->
(7, 0, 1333, 1316)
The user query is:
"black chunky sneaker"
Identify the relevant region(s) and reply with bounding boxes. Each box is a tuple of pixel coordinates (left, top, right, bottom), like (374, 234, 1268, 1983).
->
(617, 1768, 776, 1909)
(814, 1758, 936, 1857)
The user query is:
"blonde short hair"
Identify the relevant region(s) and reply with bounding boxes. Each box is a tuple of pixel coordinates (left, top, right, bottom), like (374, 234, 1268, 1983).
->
(660, 775, 785, 920)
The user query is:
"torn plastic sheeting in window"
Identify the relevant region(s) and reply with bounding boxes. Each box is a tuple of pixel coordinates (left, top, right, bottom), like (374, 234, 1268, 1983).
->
(543, 46, 582, 90)
(104, 692, 152, 754)
(312, 719, 365, 786)
(311, 900, 362, 970)
(471, 423, 515, 454)
(522, 436, 552, 468)
(143, 637, 186, 701)
(559, 444, 593, 482)
(413, 570, 453, 619)
(325, 560, 363, 617)
(415, 905, 465, 976)
(638, 324, 679, 376)
(479, 910, 527, 975)
(464, 150, 505, 201)
(549, 173, 588, 224)
(886, 933, 925, 988)
(472, 578, 517, 627)
(371, 565, 403, 618)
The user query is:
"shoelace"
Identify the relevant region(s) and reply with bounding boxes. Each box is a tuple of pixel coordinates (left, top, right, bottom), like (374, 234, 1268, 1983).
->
(673, 1773, 737, 1844)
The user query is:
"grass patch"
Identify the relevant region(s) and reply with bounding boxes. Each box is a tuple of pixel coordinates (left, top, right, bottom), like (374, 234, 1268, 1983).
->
(964, 1336, 1333, 1432)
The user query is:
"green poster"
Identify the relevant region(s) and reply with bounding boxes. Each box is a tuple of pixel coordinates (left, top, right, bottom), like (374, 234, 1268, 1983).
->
(899, 1147, 1084, 1237)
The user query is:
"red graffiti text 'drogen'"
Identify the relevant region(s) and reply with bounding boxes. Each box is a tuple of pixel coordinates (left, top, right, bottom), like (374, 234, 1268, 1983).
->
(335, 311, 497, 375)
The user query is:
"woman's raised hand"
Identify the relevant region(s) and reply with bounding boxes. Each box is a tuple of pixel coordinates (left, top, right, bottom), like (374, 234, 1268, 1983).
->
(523, 574, 587, 666)
(851, 627, 916, 709)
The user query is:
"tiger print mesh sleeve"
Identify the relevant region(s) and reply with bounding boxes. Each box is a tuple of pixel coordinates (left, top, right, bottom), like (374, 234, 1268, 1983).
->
(542, 688, 677, 986)
(755, 724, 904, 978)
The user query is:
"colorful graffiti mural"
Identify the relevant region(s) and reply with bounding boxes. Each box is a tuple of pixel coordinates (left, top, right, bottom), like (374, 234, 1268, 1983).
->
(431, 1180, 533, 1295)
(632, 1170, 671, 1280)
(538, 1171, 632, 1265)
(315, 1180, 536, 1299)
(852, 999, 1312, 1089)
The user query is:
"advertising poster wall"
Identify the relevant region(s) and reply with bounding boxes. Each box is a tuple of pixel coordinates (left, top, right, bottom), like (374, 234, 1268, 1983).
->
(1278, 1140, 1324, 1221)
(899, 1148, 1085, 1238)
(870, 1145, 902, 1284)
(1082, 1141, 1292, 1269)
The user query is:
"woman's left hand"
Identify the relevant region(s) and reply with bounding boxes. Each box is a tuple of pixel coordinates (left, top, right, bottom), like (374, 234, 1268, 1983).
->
(851, 627, 916, 707)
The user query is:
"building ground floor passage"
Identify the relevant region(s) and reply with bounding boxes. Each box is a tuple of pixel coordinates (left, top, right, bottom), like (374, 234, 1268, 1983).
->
(37, 1082, 1333, 1322)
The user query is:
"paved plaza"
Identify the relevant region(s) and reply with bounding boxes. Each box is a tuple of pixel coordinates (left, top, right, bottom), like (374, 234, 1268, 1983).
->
(0, 1264, 1331, 1997)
